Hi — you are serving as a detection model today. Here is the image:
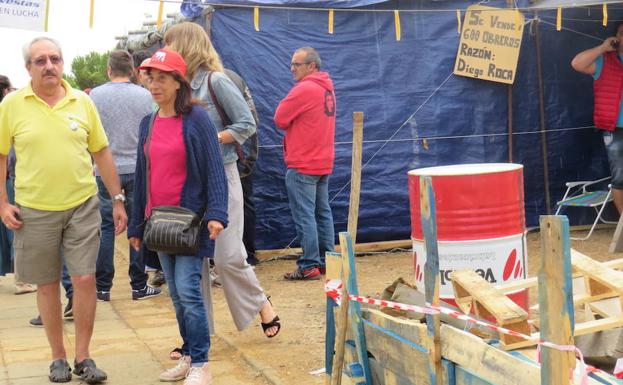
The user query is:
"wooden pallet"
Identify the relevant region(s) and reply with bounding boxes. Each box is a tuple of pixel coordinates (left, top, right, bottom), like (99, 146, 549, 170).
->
(450, 270, 532, 349)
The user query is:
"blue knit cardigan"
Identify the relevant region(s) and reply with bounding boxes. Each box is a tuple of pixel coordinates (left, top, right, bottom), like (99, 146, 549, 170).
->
(127, 105, 228, 258)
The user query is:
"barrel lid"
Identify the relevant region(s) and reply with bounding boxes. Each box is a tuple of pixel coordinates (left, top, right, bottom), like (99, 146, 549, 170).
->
(408, 163, 523, 176)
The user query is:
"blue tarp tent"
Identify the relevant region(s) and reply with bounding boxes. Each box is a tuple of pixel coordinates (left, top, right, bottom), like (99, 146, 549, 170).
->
(186, 0, 616, 250)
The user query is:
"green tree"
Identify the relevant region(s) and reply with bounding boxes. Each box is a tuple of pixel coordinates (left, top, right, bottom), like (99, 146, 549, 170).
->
(67, 51, 110, 90)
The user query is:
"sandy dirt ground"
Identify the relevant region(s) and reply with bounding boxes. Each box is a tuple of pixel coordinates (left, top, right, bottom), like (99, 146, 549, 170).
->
(206, 226, 620, 384)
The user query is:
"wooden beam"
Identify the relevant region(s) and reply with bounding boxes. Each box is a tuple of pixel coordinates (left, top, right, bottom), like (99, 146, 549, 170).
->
(343, 232, 372, 384)
(256, 239, 412, 261)
(495, 254, 623, 293)
(571, 251, 623, 297)
(441, 324, 540, 385)
(538, 215, 575, 385)
(420, 176, 442, 385)
(325, 252, 342, 385)
(574, 316, 623, 336)
(347, 112, 363, 243)
(330, 234, 352, 385)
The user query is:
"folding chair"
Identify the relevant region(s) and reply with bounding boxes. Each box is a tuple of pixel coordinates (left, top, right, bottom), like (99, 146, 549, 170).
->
(555, 176, 616, 240)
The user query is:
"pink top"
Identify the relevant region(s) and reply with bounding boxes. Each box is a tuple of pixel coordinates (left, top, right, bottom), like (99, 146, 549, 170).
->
(145, 115, 187, 216)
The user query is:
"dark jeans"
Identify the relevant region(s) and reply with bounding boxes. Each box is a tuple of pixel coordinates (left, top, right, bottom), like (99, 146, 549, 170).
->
(143, 246, 162, 270)
(95, 175, 148, 291)
(241, 175, 256, 261)
(285, 169, 334, 271)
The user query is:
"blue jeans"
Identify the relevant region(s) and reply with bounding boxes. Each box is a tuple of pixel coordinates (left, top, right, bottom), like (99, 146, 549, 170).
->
(158, 253, 209, 364)
(96, 175, 147, 291)
(285, 169, 335, 271)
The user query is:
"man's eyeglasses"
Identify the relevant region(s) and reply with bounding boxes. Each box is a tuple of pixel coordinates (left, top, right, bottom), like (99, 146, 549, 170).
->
(31, 55, 63, 67)
(290, 62, 310, 68)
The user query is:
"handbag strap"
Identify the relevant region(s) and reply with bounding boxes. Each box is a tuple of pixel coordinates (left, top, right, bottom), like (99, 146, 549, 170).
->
(207, 71, 247, 164)
(144, 112, 158, 217)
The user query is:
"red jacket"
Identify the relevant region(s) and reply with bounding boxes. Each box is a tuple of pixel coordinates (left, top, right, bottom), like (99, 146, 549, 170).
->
(594, 51, 623, 131)
(274, 71, 336, 175)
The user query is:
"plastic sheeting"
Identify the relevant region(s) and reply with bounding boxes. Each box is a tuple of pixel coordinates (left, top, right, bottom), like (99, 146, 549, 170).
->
(208, 0, 616, 250)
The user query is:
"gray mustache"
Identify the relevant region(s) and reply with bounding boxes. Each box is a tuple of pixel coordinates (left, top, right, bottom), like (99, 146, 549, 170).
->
(43, 71, 57, 77)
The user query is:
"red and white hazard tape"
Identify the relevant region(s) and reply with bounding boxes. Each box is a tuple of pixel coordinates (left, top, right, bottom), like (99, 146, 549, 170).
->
(325, 279, 590, 385)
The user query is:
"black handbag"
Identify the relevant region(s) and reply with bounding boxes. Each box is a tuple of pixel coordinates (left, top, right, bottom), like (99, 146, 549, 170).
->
(143, 205, 203, 255)
(142, 113, 203, 255)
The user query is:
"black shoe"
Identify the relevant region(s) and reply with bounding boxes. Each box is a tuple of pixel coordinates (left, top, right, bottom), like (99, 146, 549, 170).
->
(150, 270, 166, 287)
(73, 358, 107, 384)
(96, 291, 110, 302)
(132, 285, 162, 300)
(64, 298, 73, 319)
(29, 314, 43, 327)
(246, 256, 260, 266)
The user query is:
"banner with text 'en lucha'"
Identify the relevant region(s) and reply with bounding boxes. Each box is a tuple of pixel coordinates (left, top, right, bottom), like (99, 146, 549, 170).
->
(454, 5, 524, 85)
(0, 0, 48, 32)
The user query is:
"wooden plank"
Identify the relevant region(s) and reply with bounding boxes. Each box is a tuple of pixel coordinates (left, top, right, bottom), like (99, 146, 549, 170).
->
(325, 251, 342, 384)
(347, 111, 363, 243)
(440, 324, 540, 385)
(538, 215, 575, 385)
(331, 235, 352, 385)
(451, 270, 528, 323)
(588, 297, 622, 318)
(495, 256, 623, 293)
(455, 366, 494, 385)
(343, 232, 372, 385)
(420, 176, 442, 385)
(572, 251, 623, 297)
(361, 309, 430, 385)
(574, 317, 623, 336)
(256, 239, 412, 261)
(609, 211, 623, 253)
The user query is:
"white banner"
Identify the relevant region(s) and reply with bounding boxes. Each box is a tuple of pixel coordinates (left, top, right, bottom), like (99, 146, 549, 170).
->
(0, 0, 48, 32)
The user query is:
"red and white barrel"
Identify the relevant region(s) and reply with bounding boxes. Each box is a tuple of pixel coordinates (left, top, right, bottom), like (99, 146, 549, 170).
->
(408, 163, 528, 310)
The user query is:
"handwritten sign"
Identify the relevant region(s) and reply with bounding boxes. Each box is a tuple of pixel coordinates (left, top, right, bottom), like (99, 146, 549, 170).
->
(0, 0, 48, 32)
(454, 5, 524, 84)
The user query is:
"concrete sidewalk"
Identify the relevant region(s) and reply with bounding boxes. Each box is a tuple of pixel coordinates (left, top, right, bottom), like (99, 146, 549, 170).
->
(0, 238, 272, 385)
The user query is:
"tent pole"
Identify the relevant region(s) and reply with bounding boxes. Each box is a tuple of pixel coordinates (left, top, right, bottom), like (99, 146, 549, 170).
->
(535, 17, 552, 214)
(508, 85, 513, 162)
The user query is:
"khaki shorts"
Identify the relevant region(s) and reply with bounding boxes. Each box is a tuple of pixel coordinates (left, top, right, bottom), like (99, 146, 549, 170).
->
(14, 195, 101, 285)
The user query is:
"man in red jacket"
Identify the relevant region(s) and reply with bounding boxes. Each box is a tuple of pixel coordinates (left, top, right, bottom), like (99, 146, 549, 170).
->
(572, 22, 623, 213)
(274, 47, 336, 280)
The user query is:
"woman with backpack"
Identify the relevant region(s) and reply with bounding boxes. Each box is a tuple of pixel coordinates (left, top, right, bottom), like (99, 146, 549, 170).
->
(164, 22, 281, 342)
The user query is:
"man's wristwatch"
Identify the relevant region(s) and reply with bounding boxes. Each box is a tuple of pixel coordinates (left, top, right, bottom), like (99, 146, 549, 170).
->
(112, 193, 126, 203)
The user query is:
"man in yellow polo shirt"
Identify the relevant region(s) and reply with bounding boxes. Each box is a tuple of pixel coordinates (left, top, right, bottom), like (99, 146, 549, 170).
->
(0, 37, 127, 384)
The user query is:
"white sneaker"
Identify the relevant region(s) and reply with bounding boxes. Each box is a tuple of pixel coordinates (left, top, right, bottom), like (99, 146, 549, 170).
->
(183, 365, 213, 385)
(159, 356, 190, 382)
(14, 282, 37, 295)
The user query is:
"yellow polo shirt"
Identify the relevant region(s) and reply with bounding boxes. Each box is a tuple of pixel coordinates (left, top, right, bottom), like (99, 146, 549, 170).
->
(0, 80, 109, 211)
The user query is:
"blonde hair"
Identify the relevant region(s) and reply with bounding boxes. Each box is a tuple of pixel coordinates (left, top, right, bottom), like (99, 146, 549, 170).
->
(164, 22, 224, 80)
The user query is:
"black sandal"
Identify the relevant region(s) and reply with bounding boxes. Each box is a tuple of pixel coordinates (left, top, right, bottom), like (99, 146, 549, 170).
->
(73, 358, 107, 384)
(49, 358, 72, 383)
(261, 315, 281, 338)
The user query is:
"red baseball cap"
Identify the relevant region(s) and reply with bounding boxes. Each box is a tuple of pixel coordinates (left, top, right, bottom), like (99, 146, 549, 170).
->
(139, 49, 186, 77)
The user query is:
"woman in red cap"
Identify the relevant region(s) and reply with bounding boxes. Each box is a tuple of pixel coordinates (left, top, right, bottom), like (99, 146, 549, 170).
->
(128, 49, 227, 385)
